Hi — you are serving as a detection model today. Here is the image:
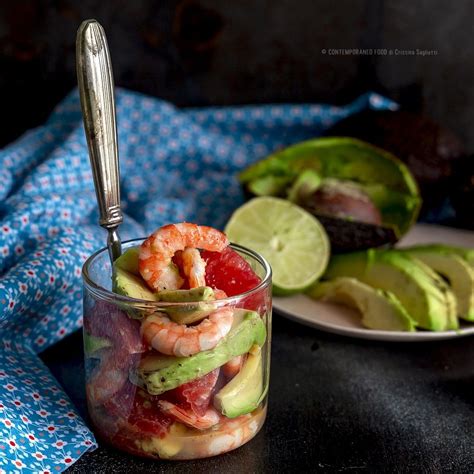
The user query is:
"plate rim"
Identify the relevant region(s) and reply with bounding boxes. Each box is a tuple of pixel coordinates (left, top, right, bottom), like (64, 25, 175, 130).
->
(273, 295, 474, 342)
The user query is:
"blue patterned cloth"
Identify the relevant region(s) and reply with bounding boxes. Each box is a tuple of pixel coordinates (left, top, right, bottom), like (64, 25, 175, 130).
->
(0, 89, 395, 472)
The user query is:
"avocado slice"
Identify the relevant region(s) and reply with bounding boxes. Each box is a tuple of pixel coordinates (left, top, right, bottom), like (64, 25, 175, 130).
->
(401, 247, 474, 321)
(240, 137, 421, 235)
(83, 332, 112, 357)
(287, 169, 322, 204)
(140, 311, 266, 395)
(247, 175, 292, 197)
(403, 244, 474, 270)
(114, 246, 140, 275)
(324, 250, 453, 331)
(135, 423, 187, 459)
(214, 349, 264, 418)
(410, 258, 458, 330)
(157, 286, 215, 303)
(308, 277, 416, 331)
(157, 287, 216, 325)
(113, 266, 158, 301)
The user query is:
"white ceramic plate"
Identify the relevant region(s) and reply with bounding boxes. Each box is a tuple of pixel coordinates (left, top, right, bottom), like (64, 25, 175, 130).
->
(273, 224, 474, 342)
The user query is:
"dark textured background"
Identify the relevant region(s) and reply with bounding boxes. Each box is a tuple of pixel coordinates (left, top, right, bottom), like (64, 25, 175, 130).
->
(5, 2, 474, 471)
(1, 0, 474, 148)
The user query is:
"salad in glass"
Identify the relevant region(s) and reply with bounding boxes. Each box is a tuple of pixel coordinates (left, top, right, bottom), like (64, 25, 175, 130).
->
(82, 223, 272, 460)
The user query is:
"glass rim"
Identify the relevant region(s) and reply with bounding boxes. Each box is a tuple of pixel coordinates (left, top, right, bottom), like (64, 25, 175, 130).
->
(82, 238, 272, 308)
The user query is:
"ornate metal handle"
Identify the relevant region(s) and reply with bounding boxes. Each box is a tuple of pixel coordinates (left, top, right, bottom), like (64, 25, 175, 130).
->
(76, 19, 123, 230)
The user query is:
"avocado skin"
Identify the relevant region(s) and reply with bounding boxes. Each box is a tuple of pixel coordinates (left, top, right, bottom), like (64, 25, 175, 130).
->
(308, 214, 398, 253)
(142, 311, 266, 395)
(308, 277, 416, 331)
(324, 250, 450, 331)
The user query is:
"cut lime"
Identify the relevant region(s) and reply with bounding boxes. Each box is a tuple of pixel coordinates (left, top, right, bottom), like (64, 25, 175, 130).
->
(225, 197, 330, 295)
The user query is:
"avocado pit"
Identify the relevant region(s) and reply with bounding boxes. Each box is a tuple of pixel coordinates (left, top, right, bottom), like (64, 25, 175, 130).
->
(303, 179, 382, 226)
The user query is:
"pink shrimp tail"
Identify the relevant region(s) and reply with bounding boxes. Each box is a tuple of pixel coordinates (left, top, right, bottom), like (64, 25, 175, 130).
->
(222, 355, 244, 379)
(158, 400, 221, 430)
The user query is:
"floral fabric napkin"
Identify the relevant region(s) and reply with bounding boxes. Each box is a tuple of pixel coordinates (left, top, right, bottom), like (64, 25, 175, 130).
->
(0, 89, 395, 472)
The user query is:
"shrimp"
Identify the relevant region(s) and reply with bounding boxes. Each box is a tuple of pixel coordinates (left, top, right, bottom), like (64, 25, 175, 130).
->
(182, 247, 207, 288)
(158, 401, 220, 430)
(222, 355, 244, 379)
(214, 289, 228, 300)
(205, 415, 260, 456)
(139, 223, 229, 291)
(86, 355, 129, 405)
(141, 307, 234, 357)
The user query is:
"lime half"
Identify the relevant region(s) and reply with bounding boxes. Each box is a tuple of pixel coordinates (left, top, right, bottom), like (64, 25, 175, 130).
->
(225, 197, 330, 295)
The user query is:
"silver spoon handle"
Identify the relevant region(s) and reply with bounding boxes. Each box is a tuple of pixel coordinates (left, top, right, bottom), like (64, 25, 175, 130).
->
(76, 20, 123, 231)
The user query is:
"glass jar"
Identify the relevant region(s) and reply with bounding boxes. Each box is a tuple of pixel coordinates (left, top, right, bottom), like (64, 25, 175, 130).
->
(82, 239, 272, 460)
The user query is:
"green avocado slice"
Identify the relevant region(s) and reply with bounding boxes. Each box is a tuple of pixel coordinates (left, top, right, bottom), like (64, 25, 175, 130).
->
(114, 246, 140, 275)
(157, 287, 216, 325)
(113, 267, 158, 301)
(83, 332, 112, 357)
(307, 277, 416, 331)
(401, 247, 474, 322)
(324, 250, 453, 331)
(287, 169, 322, 204)
(403, 244, 474, 270)
(140, 311, 266, 395)
(248, 175, 292, 197)
(214, 350, 264, 418)
(406, 257, 458, 330)
(157, 287, 215, 303)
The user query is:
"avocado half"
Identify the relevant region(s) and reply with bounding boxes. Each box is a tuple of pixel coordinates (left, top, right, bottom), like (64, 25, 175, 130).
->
(239, 137, 421, 245)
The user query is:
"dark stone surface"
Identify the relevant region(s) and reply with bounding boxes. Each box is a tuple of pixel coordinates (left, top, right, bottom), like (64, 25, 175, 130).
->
(2, 0, 474, 148)
(41, 311, 474, 473)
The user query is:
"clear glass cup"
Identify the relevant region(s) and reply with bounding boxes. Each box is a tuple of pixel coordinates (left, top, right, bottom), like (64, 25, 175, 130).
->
(82, 239, 272, 460)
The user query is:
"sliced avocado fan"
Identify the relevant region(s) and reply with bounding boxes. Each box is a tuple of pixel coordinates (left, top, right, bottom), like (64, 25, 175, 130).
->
(324, 250, 455, 331)
(307, 277, 416, 331)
